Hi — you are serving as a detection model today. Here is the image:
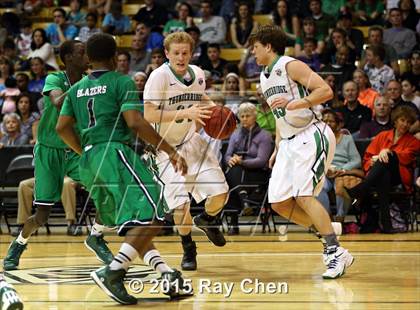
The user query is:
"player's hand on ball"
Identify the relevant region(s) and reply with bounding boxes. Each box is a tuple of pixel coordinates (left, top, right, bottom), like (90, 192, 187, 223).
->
(170, 152, 188, 175)
(188, 104, 212, 125)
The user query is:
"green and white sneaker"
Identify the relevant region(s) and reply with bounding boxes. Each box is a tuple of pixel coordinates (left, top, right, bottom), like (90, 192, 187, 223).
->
(161, 269, 194, 299)
(90, 266, 137, 305)
(0, 280, 23, 310)
(3, 241, 27, 271)
(84, 235, 113, 264)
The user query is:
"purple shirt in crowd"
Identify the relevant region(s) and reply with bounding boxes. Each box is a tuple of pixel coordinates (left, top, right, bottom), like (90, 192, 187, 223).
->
(224, 124, 273, 169)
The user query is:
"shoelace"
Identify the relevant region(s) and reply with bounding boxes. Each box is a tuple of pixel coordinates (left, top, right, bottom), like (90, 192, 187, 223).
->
(327, 258, 338, 269)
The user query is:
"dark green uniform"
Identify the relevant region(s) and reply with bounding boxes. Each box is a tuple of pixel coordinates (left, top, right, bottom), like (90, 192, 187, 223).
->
(60, 71, 166, 234)
(35, 71, 80, 205)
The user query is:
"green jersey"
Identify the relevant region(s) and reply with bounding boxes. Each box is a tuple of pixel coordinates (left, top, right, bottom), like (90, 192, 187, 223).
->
(60, 71, 140, 147)
(39, 71, 73, 148)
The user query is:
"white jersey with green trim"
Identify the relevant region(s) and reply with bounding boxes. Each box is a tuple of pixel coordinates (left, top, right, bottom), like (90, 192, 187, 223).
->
(144, 63, 206, 146)
(260, 56, 317, 139)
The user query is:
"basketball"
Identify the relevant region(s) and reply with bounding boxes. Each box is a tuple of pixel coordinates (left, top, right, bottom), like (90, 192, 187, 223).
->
(203, 106, 237, 140)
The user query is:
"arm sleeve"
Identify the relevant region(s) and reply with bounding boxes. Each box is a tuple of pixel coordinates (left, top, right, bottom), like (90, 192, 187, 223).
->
(32, 43, 54, 61)
(403, 31, 417, 58)
(123, 16, 131, 32)
(143, 70, 165, 106)
(102, 14, 112, 26)
(65, 25, 79, 40)
(42, 73, 63, 96)
(363, 134, 382, 172)
(342, 135, 362, 170)
(395, 138, 420, 166)
(241, 132, 273, 169)
(118, 77, 142, 112)
(214, 17, 227, 44)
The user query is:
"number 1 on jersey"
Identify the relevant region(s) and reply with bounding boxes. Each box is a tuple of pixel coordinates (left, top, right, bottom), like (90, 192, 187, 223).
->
(87, 98, 96, 128)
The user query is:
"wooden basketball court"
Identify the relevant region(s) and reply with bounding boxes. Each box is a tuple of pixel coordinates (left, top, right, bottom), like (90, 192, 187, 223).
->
(1, 229, 419, 309)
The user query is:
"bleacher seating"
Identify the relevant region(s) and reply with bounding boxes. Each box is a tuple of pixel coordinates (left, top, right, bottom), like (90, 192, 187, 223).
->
(253, 14, 272, 25)
(220, 48, 247, 62)
(122, 4, 144, 16)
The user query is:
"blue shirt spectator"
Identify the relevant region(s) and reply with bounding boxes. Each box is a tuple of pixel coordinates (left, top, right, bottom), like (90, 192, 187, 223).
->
(102, 2, 131, 35)
(46, 8, 78, 47)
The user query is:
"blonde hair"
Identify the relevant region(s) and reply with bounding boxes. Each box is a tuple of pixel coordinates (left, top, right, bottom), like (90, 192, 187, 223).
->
(238, 102, 257, 117)
(164, 32, 195, 52)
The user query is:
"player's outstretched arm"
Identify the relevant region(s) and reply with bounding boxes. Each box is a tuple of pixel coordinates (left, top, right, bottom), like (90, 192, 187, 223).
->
(144, 102, 212, 125)
(56, 115, 83, 155)
(274, 60, 333, 111)
(123, 110, 188, 175)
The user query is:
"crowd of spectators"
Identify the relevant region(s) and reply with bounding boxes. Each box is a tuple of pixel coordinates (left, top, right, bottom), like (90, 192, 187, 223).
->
(0, 0, 419, 234)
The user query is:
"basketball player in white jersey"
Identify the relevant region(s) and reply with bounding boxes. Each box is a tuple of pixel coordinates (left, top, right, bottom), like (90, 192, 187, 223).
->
(143, 32, 229, 271)
(250, 25, 354, 279)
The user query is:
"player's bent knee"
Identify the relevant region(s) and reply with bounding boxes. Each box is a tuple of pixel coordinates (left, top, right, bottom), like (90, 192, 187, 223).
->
(33, 205, 52, 226)
(271, 198, 294, 214)
(295, 196, 318, 209)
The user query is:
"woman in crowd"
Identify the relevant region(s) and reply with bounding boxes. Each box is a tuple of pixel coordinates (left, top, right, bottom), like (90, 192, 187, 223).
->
(133, 71, 147, 102)
(0, 56, 14, 92)
(28, 57, 47, 94)
(16, 93, 40, 144)
(353, 69, 379, 113)
(27, 28, 59, 70)
(222, 72, 246, 115)
(224, 102, 273, 235)
(272, 0, 300, 45)
(318, 109, 364, 223)
(0, 113, 29, 148)
(345, 106, 420, 233)
(230, 2, 258, 49)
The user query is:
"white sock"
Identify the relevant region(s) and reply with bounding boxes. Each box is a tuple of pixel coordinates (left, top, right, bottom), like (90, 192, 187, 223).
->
(143, 249, 173, 275)
(16, 233, 29, 245)
(109, 243, 138, 271)
(91, 223, 104, 236)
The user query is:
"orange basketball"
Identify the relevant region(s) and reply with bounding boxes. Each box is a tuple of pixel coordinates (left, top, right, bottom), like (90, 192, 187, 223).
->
(203, 106, 237, 140)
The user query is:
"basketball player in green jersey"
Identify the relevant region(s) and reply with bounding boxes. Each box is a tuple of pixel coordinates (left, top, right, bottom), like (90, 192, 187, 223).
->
(57, 33, 191, 305)
(0, 275, 23, 310)
(3, 40, 113, 271)
(250, 25, 353, 279)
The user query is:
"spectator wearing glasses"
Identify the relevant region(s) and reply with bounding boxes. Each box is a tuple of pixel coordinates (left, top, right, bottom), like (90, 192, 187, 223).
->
(46, 8, 79, 48)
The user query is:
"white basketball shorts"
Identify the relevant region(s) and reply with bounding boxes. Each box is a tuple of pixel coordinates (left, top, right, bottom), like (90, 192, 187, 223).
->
(268, 122, 335, 203)
(156, 133, 228, 209)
